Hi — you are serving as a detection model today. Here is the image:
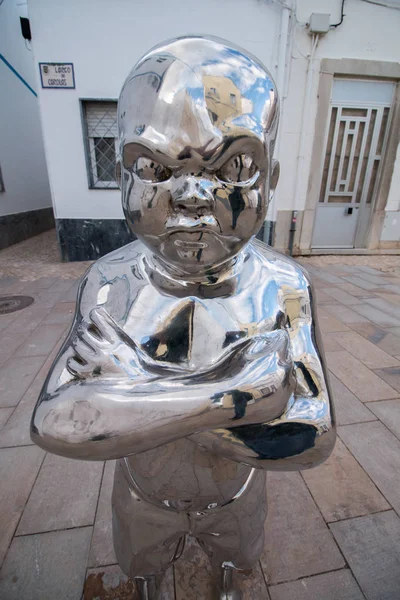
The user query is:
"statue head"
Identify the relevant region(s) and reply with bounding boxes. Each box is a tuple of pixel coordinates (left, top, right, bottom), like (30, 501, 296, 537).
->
(117, 35, 279, 276)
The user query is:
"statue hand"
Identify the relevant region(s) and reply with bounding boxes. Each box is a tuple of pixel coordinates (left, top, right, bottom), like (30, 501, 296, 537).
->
(67, 307, 148, 380)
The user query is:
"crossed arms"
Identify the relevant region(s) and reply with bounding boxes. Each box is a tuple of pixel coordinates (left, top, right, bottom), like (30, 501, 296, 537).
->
(31, 269, 335, 468)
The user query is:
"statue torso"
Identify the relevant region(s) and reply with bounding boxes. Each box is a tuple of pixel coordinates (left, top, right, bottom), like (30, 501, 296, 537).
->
(79, 239, 304, 509)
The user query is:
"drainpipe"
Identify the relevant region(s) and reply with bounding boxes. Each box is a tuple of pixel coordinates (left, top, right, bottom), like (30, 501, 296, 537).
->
(264, 1, 292, 245)
(290, 33, 320, 255)
(288, 209, 298, 255)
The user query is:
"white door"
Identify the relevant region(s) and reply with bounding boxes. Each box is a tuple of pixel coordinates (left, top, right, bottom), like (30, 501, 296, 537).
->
(312, 79, 394, 249)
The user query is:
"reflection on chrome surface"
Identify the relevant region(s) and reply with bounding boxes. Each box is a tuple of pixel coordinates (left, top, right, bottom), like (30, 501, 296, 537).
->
(31, 35, 335, 599)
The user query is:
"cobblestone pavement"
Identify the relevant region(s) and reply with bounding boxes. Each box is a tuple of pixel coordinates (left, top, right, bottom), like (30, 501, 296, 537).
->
(0, 230, 91, 280)
(1, 232, 400, 599)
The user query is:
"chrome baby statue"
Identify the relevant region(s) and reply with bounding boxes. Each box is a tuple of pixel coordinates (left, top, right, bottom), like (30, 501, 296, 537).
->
(31, 36, 335, 599)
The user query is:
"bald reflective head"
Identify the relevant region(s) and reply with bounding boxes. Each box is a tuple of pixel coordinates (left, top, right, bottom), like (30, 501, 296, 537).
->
(117, 36, 280, 276)
(118, 36, 278, 160)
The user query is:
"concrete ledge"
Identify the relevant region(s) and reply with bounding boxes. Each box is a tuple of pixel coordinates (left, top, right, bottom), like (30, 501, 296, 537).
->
(0, 207, 55, 251)
(294, 248, 400, 256)
(320, 58, 400, 79)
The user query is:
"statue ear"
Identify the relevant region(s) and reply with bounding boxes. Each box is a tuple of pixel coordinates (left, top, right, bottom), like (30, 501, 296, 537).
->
(115, 160, 122, 189)
(269, 159, 280, 201)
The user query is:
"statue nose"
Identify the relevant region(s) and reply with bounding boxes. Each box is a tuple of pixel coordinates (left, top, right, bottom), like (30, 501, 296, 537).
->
(171, 176, 215, 212)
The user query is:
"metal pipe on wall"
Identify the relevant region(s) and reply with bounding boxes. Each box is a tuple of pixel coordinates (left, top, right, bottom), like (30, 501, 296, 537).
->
(264, 1, 292, 245)
(289, 32, 320, 255)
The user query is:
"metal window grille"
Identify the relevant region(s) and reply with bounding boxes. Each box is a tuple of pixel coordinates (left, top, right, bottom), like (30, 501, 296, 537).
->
(82, 100, 118, 189)
(319, 104, 392, 207)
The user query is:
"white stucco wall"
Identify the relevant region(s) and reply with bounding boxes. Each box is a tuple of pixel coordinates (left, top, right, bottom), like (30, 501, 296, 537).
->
(27, 0, 282, 221)
(27, 0, 400, 247)
(381, 142, 400, 241)
(276, 0, 400, 215)
(0, 0, 51, 217)
(385, 144, 400, 213)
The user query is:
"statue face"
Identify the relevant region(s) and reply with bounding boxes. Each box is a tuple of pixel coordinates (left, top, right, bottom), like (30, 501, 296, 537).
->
(118, 37, 278, 274)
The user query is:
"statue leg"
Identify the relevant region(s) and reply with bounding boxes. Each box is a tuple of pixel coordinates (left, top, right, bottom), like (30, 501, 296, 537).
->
(112, 460, 187, 599)
(195, 470, 267, 599)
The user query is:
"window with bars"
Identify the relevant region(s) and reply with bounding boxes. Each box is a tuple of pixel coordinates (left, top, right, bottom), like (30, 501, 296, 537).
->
(82, 100, 118, 189)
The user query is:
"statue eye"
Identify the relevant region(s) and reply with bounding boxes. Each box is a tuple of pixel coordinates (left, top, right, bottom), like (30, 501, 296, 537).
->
(132, 157, 172, 182)
(217, 154, 258, 184)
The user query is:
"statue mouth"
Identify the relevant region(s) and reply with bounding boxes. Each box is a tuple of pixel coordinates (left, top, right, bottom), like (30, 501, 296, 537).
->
(173, 238, 208, 249)
(170, 230, 210, 249)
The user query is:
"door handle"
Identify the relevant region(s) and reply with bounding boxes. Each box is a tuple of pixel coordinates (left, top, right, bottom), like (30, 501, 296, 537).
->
(346, 207, 353, 215)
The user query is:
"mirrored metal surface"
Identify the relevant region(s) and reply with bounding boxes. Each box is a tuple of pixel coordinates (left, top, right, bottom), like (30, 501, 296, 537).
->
(31, 35, 335, 598)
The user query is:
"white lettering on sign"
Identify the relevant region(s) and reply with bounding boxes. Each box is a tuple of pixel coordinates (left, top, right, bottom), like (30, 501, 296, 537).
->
(39, 63, 75, 89)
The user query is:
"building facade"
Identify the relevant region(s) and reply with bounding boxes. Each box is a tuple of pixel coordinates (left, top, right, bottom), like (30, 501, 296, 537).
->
(26, 0, 400, 259)
(0, 0, 53, 250)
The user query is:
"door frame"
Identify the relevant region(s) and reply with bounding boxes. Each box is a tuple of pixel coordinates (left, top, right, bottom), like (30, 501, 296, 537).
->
(298, 58, 400, 253)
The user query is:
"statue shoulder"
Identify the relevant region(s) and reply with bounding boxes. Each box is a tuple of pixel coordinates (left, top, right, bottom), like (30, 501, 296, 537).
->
(250, 239, 312, 293)
(76, 240, 147, 318)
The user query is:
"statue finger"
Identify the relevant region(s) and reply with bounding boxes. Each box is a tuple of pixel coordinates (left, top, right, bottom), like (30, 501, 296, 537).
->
(89, 308, 119, 344)
(77, 328, 104, 353)
(72, 336, 97, 362)
(66, 355, 91, 377)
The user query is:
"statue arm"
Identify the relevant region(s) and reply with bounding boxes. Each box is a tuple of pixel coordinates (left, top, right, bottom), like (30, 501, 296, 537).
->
(190, 273, 336, 470)
(31, 269, 288, 460)
(31, 344, 289, 460)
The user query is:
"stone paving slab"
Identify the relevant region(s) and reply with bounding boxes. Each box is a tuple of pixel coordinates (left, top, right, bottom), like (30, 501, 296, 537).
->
(0, 356, 48, 408)
(323, 303, 370, 324)
(328, 371, 376, 425)
(350, 321, 400, 356)
(326, 350, 398, 402)
(0, 312, 20, 333)
(0, 330, 31, 367)
(0, 446, 45, 566)
(322, 287, 362, 305)
(316, 307, 350, 333)
(14, 323, 68, 358)
(380, 283, 400, 295)
(0, 407, 13, 428)
(337, 282, 375, 297)
(341, 275, 381, 291)
(339, 421, 400, 515)
(376, 290, 400, 306)
(0, 381, 41, 448)
(329, 330, 400, 368)
(4, 305, 52, 334)
(365, 295, 400, 320)
(88, 461, 116, 568)
(366, 398, 400, 440)
(349, 303, 400, 327)
(269, 569, 364, 600)
(322, 333, 343, 351)
(1, 235, 400, 598)
(42, 301, 76, 325)
(261, 472, 345, 584)
(302, 438, 389, 522)
(17, 454, 103, 535)
(28, 290, 65, 309)
(59, 281, 82, 303)
(374, 366, 400, 393)
(0, 527, 92, 600)
(314, 289, 335, 303)
(352, 272, 395, 286)
(330, 511, 400, 600)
